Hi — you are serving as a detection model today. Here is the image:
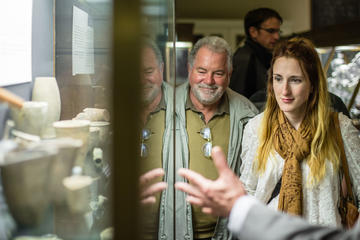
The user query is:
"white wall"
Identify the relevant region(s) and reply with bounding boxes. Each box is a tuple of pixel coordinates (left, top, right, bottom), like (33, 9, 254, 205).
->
(177, 19, 294, 51)
(177, 0, 312, 51)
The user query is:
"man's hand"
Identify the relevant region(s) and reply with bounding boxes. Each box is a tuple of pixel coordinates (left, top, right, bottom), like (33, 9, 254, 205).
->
(139, 168, 167, 205)
(175, 146, 246, 217)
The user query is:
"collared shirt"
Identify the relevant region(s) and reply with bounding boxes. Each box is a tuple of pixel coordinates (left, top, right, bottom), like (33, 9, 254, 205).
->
(147, 93, 166, 120)
(185, 92, 230, 123)
(186, 91, 230, 239)
(140, 93, 166, 240)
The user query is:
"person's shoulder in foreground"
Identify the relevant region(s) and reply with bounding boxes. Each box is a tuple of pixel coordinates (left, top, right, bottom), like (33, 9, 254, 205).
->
(176, 146, 360, 240)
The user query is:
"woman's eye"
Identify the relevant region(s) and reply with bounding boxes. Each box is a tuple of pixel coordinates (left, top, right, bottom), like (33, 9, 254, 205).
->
(290, 78, 302, 83)
(273, 76, 281, 81)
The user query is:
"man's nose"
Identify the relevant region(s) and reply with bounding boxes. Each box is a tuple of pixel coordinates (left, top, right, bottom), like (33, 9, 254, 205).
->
(203, 73, 215, 85)
(273, 32, 280, 40)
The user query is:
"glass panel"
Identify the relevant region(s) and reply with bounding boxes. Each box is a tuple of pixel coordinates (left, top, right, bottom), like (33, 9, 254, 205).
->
(54, 1, 113, 239)
(138, 0, 175, 239)
(0, 0, 113, 239)
(0, 0, 177, 239)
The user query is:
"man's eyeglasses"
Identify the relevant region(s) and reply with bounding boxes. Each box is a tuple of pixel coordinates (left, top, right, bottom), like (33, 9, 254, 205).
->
(199, 127, 212, 158)
(258, 27, 282, 35)
(140, 128, 152, 158)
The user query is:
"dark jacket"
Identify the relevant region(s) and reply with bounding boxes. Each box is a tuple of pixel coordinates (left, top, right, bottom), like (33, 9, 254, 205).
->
(229, 38, 272, 98)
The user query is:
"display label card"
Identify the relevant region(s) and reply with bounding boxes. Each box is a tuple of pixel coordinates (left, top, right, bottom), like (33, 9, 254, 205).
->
(72, 6, 94, 75)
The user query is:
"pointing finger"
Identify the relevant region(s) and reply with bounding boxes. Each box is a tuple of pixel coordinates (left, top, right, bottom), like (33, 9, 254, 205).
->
(211, 146, 232, 177)
(175, 182, 203, 198)
(141, 182, 167, 198)
(139, 168, 164, 186)
(186, 195, 205, 207)
(202, 207, 213, 215)
(141, 196, 156, 205)
(177, 168, 209, 191)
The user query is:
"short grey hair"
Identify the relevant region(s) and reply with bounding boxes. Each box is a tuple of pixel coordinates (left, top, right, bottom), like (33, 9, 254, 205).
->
(188, 36, 232, 72)
(142, 37, 164, 67)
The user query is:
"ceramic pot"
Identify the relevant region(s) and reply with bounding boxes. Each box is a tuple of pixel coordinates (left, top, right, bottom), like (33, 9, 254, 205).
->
(90, 121, 110, 148)
(32, 77, 61, 138)
(39, 138, 83, 205)
(73, 108, 110, 122)
(88, 127, 100, 150)
(0, 147, 57, 227)
(10, 101, 48, 136)
(63, 175, 93, 214)
(53, 120, 90, 167)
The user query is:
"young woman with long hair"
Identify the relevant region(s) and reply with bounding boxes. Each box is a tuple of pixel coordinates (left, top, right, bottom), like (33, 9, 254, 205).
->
(240, 37, 360, 227)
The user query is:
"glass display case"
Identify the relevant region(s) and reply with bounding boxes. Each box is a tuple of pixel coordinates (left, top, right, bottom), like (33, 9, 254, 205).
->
(0, 0, 244, 238)
(317, 45, 360, 121)
(0, 0, 176, 239)
(7, 1, 360, 240)
(0, 0, 115, 239)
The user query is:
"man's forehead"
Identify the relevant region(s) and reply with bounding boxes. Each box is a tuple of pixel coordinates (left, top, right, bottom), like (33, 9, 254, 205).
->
(141, 47, 159, 67)
(261, 17, 281, 27)
(142, 47, 156, 59)
(194, 47, 226, 60)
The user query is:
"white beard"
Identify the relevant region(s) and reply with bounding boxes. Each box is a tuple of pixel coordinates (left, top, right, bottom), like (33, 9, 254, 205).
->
(191, 83, 225, 105)
(142, 83, 161, 106)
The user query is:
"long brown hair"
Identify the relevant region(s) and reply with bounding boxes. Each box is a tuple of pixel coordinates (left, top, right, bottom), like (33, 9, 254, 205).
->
(255, 37, 340, 184)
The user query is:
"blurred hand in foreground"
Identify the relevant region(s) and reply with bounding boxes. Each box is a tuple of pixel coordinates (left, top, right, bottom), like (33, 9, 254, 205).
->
(175, 146, 246, 217)
(139, 168, 167, 205)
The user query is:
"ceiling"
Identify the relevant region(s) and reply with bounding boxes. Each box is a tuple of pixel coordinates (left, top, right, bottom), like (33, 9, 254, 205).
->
(176, 0, 309, 20)
(175, 0, 311, 34)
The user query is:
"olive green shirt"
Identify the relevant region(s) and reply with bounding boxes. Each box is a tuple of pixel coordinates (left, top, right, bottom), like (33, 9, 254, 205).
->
(140, 94, 166, 240)
(186, 93, 230, 239)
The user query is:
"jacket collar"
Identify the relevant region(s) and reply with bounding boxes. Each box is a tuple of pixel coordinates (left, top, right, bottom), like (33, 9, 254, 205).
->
(245, 38, 273, 69)
(176, 82, 257, 121)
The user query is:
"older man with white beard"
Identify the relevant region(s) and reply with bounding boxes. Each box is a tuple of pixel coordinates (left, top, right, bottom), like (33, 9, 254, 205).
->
(138, 38, 173, 240)
(141, 42, 164, 122)
(157, 36, 258, 240)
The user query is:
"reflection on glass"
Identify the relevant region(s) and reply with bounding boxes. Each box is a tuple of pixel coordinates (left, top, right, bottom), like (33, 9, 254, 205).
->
(138, 0, 175, 238)
(165, 41, 193, 86)
(140, 128, 152, 158)
(0, 1, 113, 239)
(138, 38, 168, 240)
